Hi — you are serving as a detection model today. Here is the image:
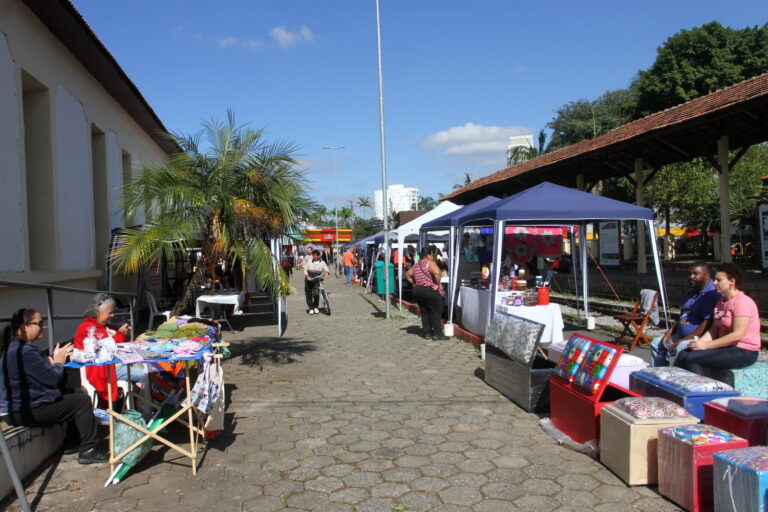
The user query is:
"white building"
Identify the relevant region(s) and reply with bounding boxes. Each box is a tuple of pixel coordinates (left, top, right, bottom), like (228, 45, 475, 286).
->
(506, 134, 535, 166)
(374, 184, 420, 220)
(0, 0, 173, 328)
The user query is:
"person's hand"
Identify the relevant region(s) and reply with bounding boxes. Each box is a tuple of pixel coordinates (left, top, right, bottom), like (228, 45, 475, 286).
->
(661, 330, 673, 343)
(52, 342, 73, 364)
(118, 323, 131, 336)
(688, 337, 706, 351)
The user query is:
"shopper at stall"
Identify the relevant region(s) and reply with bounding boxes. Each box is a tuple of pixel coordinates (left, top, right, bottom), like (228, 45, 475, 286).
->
(304, 249, 331, 314)
(675, 263, 761, 375)
(342, 247, 358, 285)
(405, 246, 448, 340)
(73, 293, 144, 406)
(0, 308, 107, 464)
(650, 263, 722, 367)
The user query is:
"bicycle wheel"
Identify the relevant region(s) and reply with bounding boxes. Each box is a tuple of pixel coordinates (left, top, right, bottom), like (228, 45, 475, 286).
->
(321, 288, 331, 315)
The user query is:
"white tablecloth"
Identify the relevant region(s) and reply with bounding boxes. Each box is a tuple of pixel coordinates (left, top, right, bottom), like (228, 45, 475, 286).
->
(196, 292, 246, 317)
(456, 287, 515, 338)
(494, 303, 565, 343)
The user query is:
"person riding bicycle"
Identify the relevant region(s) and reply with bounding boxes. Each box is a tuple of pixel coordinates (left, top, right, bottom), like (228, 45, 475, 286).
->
(304, 249, 331, 315)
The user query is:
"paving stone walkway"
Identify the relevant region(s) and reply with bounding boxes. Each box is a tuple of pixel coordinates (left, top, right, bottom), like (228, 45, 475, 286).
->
(7, 274, 682, 511)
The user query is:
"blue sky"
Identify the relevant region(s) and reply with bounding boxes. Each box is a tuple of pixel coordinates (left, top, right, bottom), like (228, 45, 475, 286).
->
(72, 1, 764, 212)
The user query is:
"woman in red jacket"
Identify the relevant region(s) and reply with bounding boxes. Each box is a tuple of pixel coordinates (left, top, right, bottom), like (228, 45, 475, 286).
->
(73, 293, 139, 406)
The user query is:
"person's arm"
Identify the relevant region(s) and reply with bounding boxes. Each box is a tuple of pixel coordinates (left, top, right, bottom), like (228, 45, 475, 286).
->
(405, 267, 414, 285)
(689, 316, 750, 350)
(22, 344, 64, 388)
(427, 261, 442, 286)
(322, 262, 331, 278)
(674, 318, 712, 345)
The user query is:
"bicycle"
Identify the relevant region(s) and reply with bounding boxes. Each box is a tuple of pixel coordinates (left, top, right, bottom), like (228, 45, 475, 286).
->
(309, 276, 331, 315)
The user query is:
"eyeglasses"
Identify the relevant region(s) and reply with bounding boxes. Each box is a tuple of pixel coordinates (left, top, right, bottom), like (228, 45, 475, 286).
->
(25, 320, 46, 328)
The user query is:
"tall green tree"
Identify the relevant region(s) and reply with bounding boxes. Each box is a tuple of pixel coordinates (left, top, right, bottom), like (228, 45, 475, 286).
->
(506, 129, 551, 166)
(356, 196, 372, 218)
(452, 173, 473, 190)
(338, 207, 354, 227)
(112, 112, 313, 315)
(417, 195, 438, 210)
(635, 21, 768, 117)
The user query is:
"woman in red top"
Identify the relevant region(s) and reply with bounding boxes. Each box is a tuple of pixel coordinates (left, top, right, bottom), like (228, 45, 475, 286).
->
(405, 246, 447, 340)
(73, 294, 134, 405)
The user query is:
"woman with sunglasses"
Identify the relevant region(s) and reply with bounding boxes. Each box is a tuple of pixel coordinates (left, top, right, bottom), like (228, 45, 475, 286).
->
(0, 309, 107, 464)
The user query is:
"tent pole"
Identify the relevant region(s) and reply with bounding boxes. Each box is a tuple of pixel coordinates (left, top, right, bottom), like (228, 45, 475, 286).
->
(570, 226, 581, 320)
(580, 222, 589, 319)
(449, 226, 462, 325)
(397, 235, 403, 310)
(486, 220, 504, 335)
(648, 220, 670, 329)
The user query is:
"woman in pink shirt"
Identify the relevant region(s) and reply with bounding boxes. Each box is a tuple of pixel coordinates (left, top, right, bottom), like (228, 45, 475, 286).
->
(676, 263, 760, 375)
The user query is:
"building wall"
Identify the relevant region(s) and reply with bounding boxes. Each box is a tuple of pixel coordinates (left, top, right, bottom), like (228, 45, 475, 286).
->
(374, 185, 420, 220)
(0, 1, 169, 330)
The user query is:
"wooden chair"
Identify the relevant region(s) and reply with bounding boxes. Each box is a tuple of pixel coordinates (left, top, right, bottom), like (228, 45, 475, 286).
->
(613, 289, 658, 351)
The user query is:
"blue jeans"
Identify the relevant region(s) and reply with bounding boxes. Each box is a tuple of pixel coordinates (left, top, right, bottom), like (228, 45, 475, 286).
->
(115, 363, 147, 383)
(345, 266, 354, 284)
(650, 333, 692, 367)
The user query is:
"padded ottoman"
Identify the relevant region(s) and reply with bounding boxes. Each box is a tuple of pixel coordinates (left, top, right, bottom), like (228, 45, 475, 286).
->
(629, 367, 740, 419)
(703, 396, 768, 446)
(658, 424, 747, 512)
(713, 446, 768, 512)
(548, 340, 648, 389)
(703, 361, 768, 399)
(600, 397, 698, 485)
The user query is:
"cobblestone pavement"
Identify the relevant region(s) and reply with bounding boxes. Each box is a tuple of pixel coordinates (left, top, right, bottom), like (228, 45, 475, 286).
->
(7, 274, 682, 511)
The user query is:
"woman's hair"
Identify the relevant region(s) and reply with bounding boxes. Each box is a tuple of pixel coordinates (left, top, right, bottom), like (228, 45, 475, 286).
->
(377, 253, 385, 261)
(420, 245, 441, 259)
(83, 293, 116, 318)
(715, 263, 744, 289)
(1, 308, 38, 354)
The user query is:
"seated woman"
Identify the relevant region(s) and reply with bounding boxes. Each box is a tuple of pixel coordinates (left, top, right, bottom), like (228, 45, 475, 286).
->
(0, 309, 107, 464)
(73, 293, 145, 406)
(675, 263, 760, 375)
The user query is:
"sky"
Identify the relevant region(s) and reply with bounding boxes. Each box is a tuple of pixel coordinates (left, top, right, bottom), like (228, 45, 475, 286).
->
(71, 0, 765, 213)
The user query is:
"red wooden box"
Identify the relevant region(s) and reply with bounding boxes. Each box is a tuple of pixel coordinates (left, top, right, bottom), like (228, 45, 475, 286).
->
(703, 397, 768, 446)
(549, 336, 639, 444)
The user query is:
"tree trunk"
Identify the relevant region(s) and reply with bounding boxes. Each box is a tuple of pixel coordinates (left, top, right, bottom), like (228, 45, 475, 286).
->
(172, 255, 209, 316)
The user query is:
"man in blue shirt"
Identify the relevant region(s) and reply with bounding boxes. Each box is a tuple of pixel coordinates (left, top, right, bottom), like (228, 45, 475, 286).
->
(650, 263, 721, 367)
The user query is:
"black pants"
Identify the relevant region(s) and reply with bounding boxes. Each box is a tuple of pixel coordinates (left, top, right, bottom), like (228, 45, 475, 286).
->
(675, 346, 758, 376)
(305, 279, 320, 309)
(8, 392, 99, 451)
(412, 285, 443, 336)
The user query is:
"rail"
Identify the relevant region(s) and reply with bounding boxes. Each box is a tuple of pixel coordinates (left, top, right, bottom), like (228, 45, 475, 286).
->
(0, 280, 137, 353)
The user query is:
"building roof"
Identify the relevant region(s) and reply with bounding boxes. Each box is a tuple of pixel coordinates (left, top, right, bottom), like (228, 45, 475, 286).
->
(445, 73, 768, 204)
(22, 0, 177, 156)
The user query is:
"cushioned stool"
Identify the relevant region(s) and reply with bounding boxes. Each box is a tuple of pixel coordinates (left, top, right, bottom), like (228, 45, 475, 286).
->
(629, 367, 740, 418)
(658, 425, 747, 512)
(703, 361, 768, 399)
(703, 396, 768, 446)
(713, 446, 768, 512)
(600, 397, 698, 485)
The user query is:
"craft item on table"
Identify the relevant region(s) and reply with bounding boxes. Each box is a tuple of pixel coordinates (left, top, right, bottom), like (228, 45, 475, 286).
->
(95, 336, 118, 364)
(713, 446, 768, 512)
(704, 396, 768, 446)
(658, 424, 748, 512)
(115, 350, 145, 364)
(552, 335, 593, 383)
(629, 366, 739, 418)
(171, 340, 205, 356)
(70, 349, 96, 364)
(185, 352, 221, 415)
(600, 397, 698, 485)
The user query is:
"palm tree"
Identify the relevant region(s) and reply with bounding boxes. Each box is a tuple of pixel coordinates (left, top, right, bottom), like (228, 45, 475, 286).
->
(507, 129, 550, 167)
(452, 173, 473, 190)
(418, 196, 438, 210)
(356, 197, 372, 218)
(112, 111, 313, 315)
(338, 207, 354, 228)
(310, 205, 328, 226)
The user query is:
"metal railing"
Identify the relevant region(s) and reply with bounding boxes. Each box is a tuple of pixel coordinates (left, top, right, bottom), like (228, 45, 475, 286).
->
(0, 280, 137, 353)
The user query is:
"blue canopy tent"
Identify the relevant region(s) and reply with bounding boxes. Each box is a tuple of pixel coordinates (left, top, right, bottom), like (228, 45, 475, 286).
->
(418, 196, 501, 325)
(456, 182, 669, 336)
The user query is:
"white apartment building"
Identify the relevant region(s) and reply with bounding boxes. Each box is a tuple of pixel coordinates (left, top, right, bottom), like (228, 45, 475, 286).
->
(506, 133, 535, 166)
(0, 0, 173, 328)
(373, 184, 420, 220)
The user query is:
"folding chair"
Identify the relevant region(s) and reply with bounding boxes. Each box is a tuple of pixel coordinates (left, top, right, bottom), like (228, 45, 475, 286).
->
(613, 289, 658, 351)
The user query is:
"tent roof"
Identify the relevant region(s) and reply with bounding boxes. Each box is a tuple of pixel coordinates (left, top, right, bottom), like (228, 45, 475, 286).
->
(420, 196, 500, 230)
(343, 231, 384, 249)
(395, 201, 460, 238)
(460, 182, 653, 226)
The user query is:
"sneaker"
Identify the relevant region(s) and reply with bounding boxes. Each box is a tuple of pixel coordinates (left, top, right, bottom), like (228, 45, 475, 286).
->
(309, 309, 315, 315)
(77, 447, 108, 465)
(432, 334, 450, 341)
(313, 308, 320, 314)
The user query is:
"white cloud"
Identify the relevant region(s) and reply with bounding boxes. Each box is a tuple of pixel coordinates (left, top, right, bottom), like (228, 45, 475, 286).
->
(172, 25, 185, 33)
(422, 122, 531, 169)
(270, 25, 314, 48)
(216, 35, 263, 51)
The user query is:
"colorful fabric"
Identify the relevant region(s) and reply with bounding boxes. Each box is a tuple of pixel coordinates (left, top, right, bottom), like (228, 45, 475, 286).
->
(715, 446, 768, 472)
(573, 343, 617, 395)
(710, 396, 768, 417)
(660, 424, 743, 445)
(635, 367, 734, 393)
(553, 335, 593, 382)
(485, 312, 544, 365)
(612, 397, 689, 419)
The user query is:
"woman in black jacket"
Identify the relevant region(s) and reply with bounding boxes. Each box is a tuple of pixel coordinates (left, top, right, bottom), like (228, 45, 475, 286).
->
(0, 308, 106, 464)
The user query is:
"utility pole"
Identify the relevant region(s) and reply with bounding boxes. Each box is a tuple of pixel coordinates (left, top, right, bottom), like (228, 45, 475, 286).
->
(375, 0, 391, 318)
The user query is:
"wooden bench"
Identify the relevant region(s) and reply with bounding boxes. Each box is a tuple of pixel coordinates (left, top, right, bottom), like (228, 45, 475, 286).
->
(703, 361, 768, 399)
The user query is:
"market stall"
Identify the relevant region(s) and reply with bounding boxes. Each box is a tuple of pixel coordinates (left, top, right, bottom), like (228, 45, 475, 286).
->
(454, 182, 670, 338)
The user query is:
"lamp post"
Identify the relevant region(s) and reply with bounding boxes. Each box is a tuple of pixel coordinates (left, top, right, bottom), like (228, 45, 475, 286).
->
(374, 0, 391, 319)
(322, 145, 345, 273)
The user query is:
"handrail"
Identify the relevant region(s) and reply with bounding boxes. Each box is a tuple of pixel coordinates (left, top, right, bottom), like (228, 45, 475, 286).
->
(0, 279, 137, 353)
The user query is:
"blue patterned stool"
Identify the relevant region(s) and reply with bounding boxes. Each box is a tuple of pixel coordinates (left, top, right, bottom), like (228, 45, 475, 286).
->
(713, 446, 768, 512)
(703, 361, 768, 399)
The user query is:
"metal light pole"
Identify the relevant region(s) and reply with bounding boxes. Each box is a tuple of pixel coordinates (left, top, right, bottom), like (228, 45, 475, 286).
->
(375, 0, 391, 319)
(322, 145, 345, 275)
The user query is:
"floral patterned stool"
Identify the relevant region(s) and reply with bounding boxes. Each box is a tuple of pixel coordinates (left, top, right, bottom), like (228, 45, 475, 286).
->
(629, 366, 740, 419)
(600, 397, 698, 485)
(703, 361, 768, 399)
(658, 424, 747, 512)
(703, 396, 768, 446)
(713, 446, 768, 511)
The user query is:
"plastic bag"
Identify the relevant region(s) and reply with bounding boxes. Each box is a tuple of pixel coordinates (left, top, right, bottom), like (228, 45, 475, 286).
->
(539, 418, 599, 458)
(113, 409, 152, 466)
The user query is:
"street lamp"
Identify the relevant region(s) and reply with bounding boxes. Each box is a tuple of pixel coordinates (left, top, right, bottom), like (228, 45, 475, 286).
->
(322, 145, 345, 273)
(375, 0, 391, 318)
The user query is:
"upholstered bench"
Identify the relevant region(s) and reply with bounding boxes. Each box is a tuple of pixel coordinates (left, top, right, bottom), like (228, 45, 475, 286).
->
(600, 397, 698, 485)
(702, 361, 768, 399)
(713, 446, 768, 511)
(629, 366, 740, 419)
(658, 424, 747, 512)
(703, 396, 768, 446)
